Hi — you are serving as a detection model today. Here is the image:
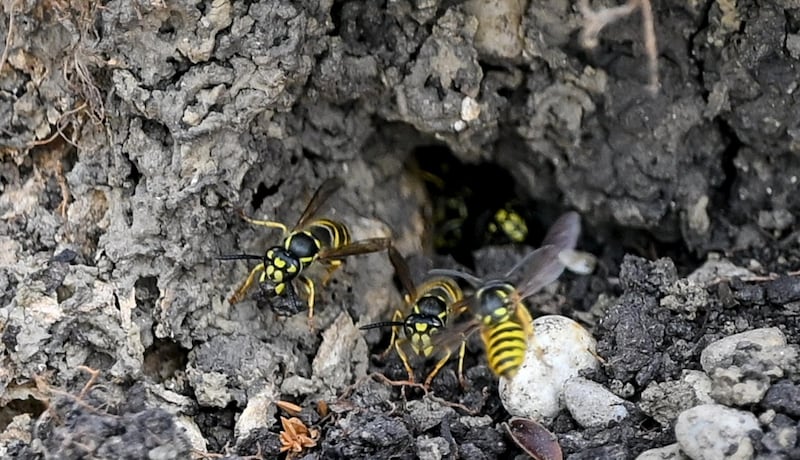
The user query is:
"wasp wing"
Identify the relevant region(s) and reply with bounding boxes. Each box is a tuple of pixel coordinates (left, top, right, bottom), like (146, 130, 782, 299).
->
(388, 245, 418, 301)
(426, 267, 484, 287)
(541, 211, 581, 251)
(503, 211, 580, 279)
(293, 177, 345, 231)
(427, 308, 483, 358)
(505, 244, 570, 301)
(317, 237, 390, 260)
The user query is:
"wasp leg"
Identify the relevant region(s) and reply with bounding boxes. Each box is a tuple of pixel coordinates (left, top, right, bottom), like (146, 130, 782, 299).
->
(424, 347, 453, 389)
(393, 338, 416, 385)
(377, 310, 406, 359)
(238, 211, 289, 236)
(457, 339, 467, 389)
(229, 263, 265, 304)
(297, 275, 317, 327)
(320, 259, 344, 286)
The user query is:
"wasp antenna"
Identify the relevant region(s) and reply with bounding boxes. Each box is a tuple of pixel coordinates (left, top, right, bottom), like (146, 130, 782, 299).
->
(217, 254, 263, 261)
(359, 321, 406, 330)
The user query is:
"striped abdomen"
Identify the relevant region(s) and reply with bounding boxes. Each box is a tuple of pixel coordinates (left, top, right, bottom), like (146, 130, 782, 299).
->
(482, 317, 529, 378)
(306, 218, 350, 251)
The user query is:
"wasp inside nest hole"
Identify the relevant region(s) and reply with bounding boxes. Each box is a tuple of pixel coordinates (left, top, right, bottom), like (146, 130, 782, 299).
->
(408, 145, 559, 270)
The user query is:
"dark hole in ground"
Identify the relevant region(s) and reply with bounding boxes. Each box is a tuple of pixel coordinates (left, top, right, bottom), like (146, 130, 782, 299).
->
(143, 339, 188, 382)
(250, 180, 282, 212)
(410, 145, 576, 269)
(134, 276, 159, 314)
(196, 402, 238, 453)
(0, 396, 48, 432)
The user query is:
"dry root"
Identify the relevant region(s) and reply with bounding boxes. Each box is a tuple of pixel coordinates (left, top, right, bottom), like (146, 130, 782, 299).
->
(578, 0, 659, 93)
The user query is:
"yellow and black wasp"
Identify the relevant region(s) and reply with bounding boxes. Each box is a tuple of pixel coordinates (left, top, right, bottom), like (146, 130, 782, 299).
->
(428, 212, 581, 379)
(359, 246, 466, 388)
(219, 178, 391, 320)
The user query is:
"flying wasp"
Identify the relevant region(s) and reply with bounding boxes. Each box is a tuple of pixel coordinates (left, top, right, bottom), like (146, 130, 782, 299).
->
(218, 178, 391, 320)
(428, 212, 582, 379)
(359, 246, 466, 387)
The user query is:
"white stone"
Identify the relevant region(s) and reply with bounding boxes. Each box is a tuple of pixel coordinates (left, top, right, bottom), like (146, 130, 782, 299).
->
(700, 328, 786, 373)
(675, 404, 760, 460)
(499, 315, 599, 422)
(635, 443, 689, 460)
(563, 377, 629, 428)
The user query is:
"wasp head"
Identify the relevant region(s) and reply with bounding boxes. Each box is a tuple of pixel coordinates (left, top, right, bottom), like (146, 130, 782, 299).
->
(264, 247, 302, 284)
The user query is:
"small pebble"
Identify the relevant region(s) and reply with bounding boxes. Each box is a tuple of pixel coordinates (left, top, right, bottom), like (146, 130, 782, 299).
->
(700, 328, 798, 405)
(635, 443, 689, 460)
(563, 377, 629, 428)
(637, 371, 712, 425)
(700, 328, 786, 372)
(674, 404, 761, 460)
(416, 436, 450, 460)
(407, 397, 456, 432)
(499, 315, 599, 422)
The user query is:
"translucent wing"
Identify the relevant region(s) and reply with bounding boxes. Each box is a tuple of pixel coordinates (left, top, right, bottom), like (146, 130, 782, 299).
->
(317, 237, 391, 260)
(541, 211, 581, 251)
(504, 211, 581, 278)
(388, 245, 418, 301)
(427, 307, 482, 357)
(425, 268, 483, 287)
(293, 178, 345, 231)
(507, 245, 569, 301)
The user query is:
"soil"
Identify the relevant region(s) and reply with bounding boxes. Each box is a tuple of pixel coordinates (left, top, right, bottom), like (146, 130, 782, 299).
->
(1, 1, 799, 459)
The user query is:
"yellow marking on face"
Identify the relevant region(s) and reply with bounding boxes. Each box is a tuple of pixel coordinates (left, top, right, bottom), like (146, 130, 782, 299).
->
(415, 323, 428, 333)
(300, 256, 314, 264)
(287, 265, 298, 274)
(275, 283, 285, 294)
(273, 271, 283, 282)
(267, 249, 274, 258)
(422, 345, 434, 357)
(274, 258, 286, 268)
(266, 266, 275, 276)
(495, 307, 508, 318)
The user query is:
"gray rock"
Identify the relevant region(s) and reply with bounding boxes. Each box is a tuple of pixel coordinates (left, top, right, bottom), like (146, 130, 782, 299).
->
(563, 377, 630, 428)
(635, 443, 689, 460)
(761, 380, 800, 417)
(674, 404, 761, 460)
(700, 328, 787, 372)
(639, 370, 714, 426)
(416, 436, 451, 460)
(406, 396, 457, 432)
(700, 328, 798, 405)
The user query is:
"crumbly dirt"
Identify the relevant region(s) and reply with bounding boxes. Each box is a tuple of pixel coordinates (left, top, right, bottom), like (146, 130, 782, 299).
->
(1, 1, 799, 459)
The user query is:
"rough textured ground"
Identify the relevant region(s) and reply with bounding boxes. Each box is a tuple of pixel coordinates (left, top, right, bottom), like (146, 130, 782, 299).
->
(1, 1, 799, 459)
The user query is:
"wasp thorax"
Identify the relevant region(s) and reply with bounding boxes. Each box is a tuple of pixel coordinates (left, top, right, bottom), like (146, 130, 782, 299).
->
(286, 232, 321, 262)
(416, 295, 447, 317)
(478, 284, 514, 324)
(265, 247, 302, 283)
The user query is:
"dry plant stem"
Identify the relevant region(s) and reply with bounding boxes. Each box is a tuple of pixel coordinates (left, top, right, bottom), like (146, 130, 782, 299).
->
(578, 0, 659, 93)
(0, 0, 17, 76)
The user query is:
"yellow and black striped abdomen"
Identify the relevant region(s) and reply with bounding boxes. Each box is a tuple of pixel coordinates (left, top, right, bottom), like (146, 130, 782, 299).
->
(481, 317, 529, 378)
(307, 218, 350, 251)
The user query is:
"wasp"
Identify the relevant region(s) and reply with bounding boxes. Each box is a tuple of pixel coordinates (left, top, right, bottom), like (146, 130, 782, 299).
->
(428, 212, 581, 379)
(219, 178, 391, 320)
(359, 246, 466, 387)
